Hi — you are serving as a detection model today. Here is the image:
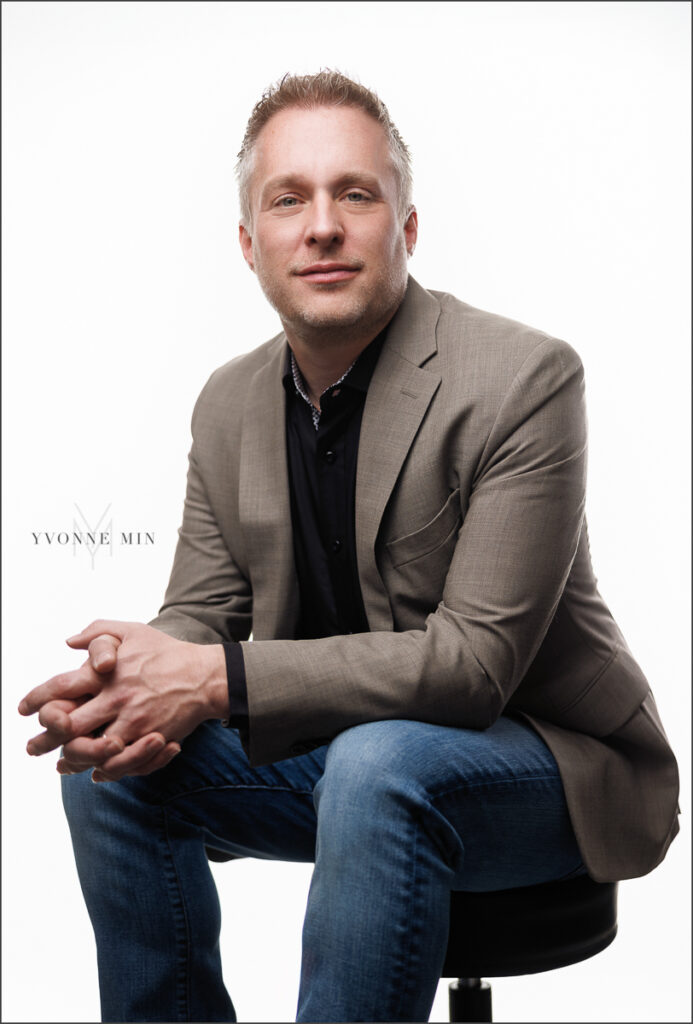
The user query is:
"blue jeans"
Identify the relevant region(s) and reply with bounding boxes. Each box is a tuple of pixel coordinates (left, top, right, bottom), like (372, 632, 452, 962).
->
(61, 716, 585, 1022)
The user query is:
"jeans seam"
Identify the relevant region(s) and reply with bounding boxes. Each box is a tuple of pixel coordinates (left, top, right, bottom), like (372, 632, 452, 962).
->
(160, 806, 192, 1021)
(391, 823, 424, 1020)
(159, 783, 315, 807)
(429, 772, 560, 803)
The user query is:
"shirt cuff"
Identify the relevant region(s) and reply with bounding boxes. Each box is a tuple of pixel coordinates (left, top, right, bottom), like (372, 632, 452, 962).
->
(221, 642, 249, 730)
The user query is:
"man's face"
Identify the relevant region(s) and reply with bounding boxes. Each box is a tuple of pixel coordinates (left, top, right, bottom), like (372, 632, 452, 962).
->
(239, 105, 417, 343)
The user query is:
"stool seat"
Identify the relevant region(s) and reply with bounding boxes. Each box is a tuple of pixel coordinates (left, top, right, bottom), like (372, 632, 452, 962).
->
(443, 873, 618, 979)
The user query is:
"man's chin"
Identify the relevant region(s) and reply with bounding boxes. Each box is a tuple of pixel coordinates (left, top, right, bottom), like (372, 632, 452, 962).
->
(294, 306, 368, 330)
(276, 294, 372, 334)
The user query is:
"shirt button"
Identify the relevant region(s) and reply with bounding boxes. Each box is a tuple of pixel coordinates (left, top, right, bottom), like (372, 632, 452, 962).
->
(324, 450, 336, 463)
(332, 539, 342, 553)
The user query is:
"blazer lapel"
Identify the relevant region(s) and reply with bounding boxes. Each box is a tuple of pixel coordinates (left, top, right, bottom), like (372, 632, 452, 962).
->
(356, 278, 442, 631)
(239, 335, 299, 640)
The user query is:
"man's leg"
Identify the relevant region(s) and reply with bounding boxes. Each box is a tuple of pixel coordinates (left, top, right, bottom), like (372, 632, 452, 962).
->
(297, 716, 585, 1023)
(61, 721, 326, 1023)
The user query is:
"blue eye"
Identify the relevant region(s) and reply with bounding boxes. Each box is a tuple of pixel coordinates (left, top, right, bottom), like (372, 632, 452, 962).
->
(279, 197, 298, 207)
(346, 192, 368, 202)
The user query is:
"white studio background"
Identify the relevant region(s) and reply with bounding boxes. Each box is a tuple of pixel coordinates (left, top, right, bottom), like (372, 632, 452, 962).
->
(2, 2, 690, 1021)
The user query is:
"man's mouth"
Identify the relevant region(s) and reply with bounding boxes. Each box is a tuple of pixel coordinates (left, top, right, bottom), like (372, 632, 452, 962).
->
(296, 263, 361, 284)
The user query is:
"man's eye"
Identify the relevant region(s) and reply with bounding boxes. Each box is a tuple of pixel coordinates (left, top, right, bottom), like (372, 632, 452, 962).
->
(345, 191, 369, 203)
(277, 196, 299, 207)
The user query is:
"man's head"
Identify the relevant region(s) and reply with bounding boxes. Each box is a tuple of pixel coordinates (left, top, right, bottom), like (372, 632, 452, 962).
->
(236, 71, 418, 349)
(236, 71, 413, 231)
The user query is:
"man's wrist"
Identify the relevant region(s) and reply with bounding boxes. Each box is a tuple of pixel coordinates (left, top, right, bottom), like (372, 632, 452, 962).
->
(195, 643, 231, 721)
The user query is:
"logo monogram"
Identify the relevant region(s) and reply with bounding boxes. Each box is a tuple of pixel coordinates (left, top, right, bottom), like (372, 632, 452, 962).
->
(73, 503, 113, 569)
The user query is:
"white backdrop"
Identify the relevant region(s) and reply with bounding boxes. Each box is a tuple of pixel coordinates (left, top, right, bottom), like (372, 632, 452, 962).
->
(2, 2, 690, 1021)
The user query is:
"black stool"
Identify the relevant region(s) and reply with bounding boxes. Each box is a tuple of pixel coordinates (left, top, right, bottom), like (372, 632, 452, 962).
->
(443, 874, 618, 1022)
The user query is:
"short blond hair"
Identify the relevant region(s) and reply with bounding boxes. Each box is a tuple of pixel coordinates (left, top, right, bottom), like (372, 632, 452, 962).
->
(236, 70, 413, 228)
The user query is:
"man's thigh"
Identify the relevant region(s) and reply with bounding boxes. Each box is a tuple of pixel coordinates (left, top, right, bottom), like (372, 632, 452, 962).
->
(69, 715, 582, 885)
(117, 720, 327, 863)
(320, 715, 585, 891)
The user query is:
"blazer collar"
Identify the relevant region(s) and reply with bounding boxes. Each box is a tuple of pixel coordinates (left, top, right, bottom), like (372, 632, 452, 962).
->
(379, 274, 440, 367)
(239, 275, 441, 637)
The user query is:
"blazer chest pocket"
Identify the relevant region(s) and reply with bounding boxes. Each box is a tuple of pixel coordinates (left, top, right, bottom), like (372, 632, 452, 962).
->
(386, 488, 462, 569)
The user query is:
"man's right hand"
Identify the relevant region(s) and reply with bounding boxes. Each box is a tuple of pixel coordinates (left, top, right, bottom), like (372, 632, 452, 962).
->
(27, 634, 182, 782)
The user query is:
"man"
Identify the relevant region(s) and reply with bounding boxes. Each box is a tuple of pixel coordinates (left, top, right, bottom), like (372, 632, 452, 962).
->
(20, 71, 679, 1023)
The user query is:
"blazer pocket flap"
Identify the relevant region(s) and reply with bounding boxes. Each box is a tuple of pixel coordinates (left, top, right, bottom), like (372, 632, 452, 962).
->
(386, 488, 461, 568)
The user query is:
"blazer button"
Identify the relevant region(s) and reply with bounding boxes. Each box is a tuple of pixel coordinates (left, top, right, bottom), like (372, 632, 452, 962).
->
(332, 539, 342, 553)
(324, 449, 336, 463)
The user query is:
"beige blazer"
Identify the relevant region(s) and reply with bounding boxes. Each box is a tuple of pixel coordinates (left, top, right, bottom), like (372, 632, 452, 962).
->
(151, 276, 679, 883)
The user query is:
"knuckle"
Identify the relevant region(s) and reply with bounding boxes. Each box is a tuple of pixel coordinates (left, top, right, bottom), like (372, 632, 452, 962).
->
(60, 754, 83, 771)
(37, 708, 57, 731)
(129, 709, 147, 732)
(111, 690, 128, 712)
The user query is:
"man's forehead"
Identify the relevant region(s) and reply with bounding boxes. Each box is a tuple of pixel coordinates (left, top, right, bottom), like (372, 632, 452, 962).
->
(255, 103, 389, 155)
(252, 105, 393, 184)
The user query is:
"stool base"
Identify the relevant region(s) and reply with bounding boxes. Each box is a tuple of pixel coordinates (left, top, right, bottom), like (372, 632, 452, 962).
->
(449, 978, 492, 1022)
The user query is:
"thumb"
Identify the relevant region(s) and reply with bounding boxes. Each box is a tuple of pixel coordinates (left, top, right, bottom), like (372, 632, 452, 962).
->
(66, 620, 130, 650)
(88, 634, 122, 672)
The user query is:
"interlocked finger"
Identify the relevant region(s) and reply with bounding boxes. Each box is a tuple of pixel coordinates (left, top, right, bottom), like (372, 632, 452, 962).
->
(19, 664, 103, 717)
(56, 733, 126, 772)
(88, 734, 180, 782)
(27, 699, 84, 756)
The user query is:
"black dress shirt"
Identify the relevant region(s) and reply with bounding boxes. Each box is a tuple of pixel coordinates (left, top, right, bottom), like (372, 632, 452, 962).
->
(221, 330, 386, 728)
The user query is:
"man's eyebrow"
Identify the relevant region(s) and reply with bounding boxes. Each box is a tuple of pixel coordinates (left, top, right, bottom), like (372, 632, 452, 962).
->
(260, 171, 383, 200)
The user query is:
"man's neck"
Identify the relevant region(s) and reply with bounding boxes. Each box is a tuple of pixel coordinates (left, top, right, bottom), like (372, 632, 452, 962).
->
(287, 334, 374, 408)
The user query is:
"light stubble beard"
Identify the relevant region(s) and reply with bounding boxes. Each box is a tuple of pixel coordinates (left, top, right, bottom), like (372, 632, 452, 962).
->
(253, 254, 409, 350)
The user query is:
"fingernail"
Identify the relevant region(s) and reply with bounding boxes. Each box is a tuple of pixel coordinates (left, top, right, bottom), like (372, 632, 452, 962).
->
(147, 736, 165, 751)
(18, 701, 27, 715)
(104, 737, 123, 754)
(66, 634, 80, 643)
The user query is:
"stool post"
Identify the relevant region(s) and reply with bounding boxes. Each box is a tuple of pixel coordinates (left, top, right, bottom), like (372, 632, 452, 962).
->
(449, 978, 492, 1022)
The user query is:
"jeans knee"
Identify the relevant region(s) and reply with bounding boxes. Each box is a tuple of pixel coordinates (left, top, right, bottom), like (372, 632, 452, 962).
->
(61, 769, 144, 840)
(315, 722, 426, 835)
(315, 722, 467, 873)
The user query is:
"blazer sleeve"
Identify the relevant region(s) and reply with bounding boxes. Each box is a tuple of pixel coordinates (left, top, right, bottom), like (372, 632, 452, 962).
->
(240, 336, 588, 765)
(148, 443, 253, 646)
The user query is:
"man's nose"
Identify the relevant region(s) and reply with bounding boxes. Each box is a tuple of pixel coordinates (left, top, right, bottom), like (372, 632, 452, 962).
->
(303, 194, 345, 247)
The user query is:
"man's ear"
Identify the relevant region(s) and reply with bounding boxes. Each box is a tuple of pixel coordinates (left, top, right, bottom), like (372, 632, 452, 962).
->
(404, 207, 418, 258)
(239, 223, 255, 272)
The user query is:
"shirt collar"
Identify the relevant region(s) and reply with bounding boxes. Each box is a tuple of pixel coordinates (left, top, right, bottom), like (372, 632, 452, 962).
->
(282, 326, 387, 403)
